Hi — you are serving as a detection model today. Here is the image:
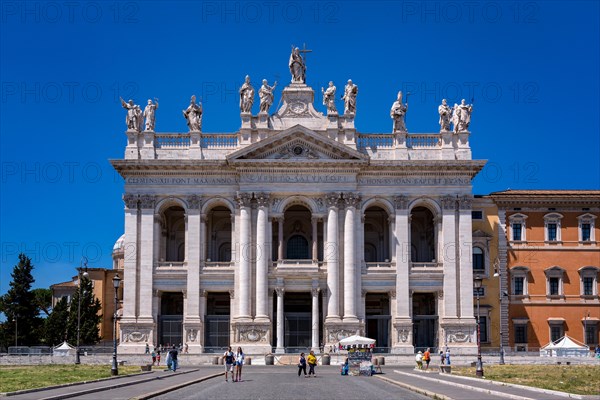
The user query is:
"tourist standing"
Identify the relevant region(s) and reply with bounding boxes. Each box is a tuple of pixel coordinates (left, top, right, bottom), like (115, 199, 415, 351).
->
(151, 348, 156, 365)
(234, 347, 245, 382)
(298, 352, 307, 377)
(156, 349, 161, 365)
(445, 348, 451, 365)
(145, 342, 149, 354)
(223, 346, 235, 382)
(168, 345, 179, 372)
(423, 348, 431, 370)
(307, 350, 317, 377)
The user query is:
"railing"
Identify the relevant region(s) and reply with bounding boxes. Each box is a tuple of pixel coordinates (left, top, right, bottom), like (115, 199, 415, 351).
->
(157, 261, 186, 268)
(410, 262, 441, 269)
(204, 261, 234, 268)
(155, 133, 190, 148)
(201, 134, 238, 148)
(365, 262, 394, 269)
(277, 259, 316, 266)
(406, 134, 441, 148)
(356, 134, 394, 149)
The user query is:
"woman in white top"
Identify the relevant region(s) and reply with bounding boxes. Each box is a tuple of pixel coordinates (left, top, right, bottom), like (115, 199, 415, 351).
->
(234, 347, 245, 382)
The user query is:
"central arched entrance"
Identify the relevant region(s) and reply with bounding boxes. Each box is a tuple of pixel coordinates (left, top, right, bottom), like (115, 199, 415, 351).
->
(412, 292, 438, 352)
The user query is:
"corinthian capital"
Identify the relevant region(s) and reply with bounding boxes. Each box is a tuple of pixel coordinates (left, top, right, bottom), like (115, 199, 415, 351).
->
(325, 192, 340, 208)
(123, 193, 138, 209)
(343, 192, 361, 208)
(139, 194, 156, 209)
(440, 195, 456, 211)
(255, 192, 270, 208)
(236, 192, 252, 208)
(459, 195, 473, 210)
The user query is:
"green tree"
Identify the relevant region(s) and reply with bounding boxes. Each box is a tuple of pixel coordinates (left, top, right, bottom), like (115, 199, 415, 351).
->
(44, 297, 68, 346)
(33, 288, 52, 317)
(66, 276, 102, 345)
(0, 254, 42, 346)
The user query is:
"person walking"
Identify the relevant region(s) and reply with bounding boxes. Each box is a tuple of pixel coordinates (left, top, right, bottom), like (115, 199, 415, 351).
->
(445, 348, 451, 365)
(223, 346, 235, 382)
(145, 342, 150, 354)
(423, 348, 431, 370)
(151, 348, 156, 366)
(415, 351, 423, 370)
(307, 350, 317, 377)
(234, 347, 245, 382)
(298, 352, 307, 377)
(167, 345, 178, 372)
(156, 349, 161, 365)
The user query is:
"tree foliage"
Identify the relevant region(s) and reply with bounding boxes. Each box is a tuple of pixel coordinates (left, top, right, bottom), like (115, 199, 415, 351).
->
(0, 254, 42, 346)
(44, 297, 68, 346)
(66, 276, 102, 345)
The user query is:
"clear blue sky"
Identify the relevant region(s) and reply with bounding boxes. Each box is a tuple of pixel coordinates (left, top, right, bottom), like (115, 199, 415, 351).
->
(1, 1, 599, 297)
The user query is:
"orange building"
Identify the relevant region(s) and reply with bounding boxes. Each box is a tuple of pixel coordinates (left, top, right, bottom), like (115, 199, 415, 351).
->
(491, 190, 600, 351)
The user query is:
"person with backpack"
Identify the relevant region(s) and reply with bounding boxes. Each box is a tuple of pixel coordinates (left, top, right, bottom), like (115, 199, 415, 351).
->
(423, 348, 431, 370)
(223, 346, 235, 382)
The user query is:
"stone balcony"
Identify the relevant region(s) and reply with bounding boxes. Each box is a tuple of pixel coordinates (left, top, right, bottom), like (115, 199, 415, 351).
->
(123, 129, 471, 162)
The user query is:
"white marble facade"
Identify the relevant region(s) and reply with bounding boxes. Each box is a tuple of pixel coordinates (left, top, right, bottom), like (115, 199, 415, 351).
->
(112, 69, 484, 355)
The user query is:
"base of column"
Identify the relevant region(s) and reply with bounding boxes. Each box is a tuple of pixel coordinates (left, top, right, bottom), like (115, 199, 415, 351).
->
(274, 347, 285, 354)
(253, 315, 270, 323)
(325, 315, 342, 324)
(440, 318, 478, 355)
(117, 319, 155, 354)
(324, 321, 362, 347)
(232, 321, 272, 353)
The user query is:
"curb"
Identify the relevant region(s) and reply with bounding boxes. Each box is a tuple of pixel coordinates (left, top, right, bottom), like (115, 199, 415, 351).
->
(393, 370, 537, 400)
(374, 374, 452, 400)
(444, 373, 593, 400)
(36, 369, 200, 400)
(0, 371, 153, 397)
(132, 372, 224, 400)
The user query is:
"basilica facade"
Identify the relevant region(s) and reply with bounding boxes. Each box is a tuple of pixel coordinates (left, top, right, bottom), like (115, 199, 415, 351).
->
(112, 53, 484, 355)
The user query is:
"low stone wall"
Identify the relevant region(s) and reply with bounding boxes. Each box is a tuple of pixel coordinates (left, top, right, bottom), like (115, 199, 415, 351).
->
(1, 353, 598, 366)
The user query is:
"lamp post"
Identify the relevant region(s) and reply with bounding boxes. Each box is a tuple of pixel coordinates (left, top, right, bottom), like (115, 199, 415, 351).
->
(474, 275, 484, 377)
(75, 257, 89, 365)
(493, 266, 506, 365)
(111, 273, 122, 376)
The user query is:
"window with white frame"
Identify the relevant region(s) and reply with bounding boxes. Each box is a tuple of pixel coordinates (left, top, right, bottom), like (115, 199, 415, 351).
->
(544, 213, 563, 242)
(579, 267, 599, 297)
(548, 319, 565, 342)
(508, 213, 527, 242)
(577, 213, 597, 242)
(511, 267, 529, 296)
(545, 266, 565, 297)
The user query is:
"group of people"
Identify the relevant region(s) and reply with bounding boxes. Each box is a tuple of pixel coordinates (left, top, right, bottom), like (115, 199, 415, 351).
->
(223, 346, 245, 382)
(297, 350, 318, 377)
(415, 347, 450, 370)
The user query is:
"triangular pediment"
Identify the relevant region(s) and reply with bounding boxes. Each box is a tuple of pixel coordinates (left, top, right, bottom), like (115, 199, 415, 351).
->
(472, 229, 492, 238)
(227, 125, 368, 163)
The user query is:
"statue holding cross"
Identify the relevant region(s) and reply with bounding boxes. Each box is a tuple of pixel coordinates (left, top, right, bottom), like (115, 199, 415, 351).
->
(288, 44, 311, 84)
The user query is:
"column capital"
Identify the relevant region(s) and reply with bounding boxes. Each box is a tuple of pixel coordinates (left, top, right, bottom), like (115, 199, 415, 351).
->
(275, 287, 285, 297)
(343, 192, 360, 208)
(236, 192, 253, 208)
(255, 192, 270, 208)
(229, 289, 235, 299)
(440, 195, 456, 210)
(394, 195, 409, 210)
(200, 289, 208, 298)
(187, 194, 202, 210)
(123, 193, 138, 209)
(325, 192, 341, 208)
(139, 194, 156, 209)
(459, 195, 473, 210)
(200, 214, 208, 223)
(311, 287, 321, 297)
(389, 290, 397, 299)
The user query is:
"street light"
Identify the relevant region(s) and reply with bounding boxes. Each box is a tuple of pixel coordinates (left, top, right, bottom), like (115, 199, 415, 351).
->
(493, 265, 506, 365)
(474, 275, 484, 377)
(111, 273, 122, 376)
(75, 257, 89, 365)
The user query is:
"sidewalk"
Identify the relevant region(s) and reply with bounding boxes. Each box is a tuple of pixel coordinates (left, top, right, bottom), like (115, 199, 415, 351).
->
(380, 367, 599, 400)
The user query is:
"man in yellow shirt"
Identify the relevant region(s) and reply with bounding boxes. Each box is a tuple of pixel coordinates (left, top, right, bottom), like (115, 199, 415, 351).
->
(307, 350, 317, 377)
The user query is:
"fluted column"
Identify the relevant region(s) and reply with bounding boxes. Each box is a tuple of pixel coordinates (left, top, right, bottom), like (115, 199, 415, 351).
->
(139, 194, 155, 320)
(343, 193, 359, 321)
(311, 287, 320, 351)
(277, 217, 284, 261)
(122, 194, 138, 319)
(325, 193, 340, 322)
(275, 288, 285, 353)
(236, 192, 252, 320)
(255, 192, 270, 321)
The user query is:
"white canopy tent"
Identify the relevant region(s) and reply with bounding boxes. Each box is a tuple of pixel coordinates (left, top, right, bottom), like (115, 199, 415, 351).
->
(53, 341, 75, 357)
(540, 335, 590, 357)
(339, 335, 376, 347)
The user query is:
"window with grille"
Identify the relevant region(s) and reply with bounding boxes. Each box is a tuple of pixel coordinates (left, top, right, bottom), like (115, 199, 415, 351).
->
(549, 277, 560, 296)
(582, 224, 591, 241)
(286, 235, 309, 259)
(550, 325, 563, 342)
(515, 325, 527, 343)
(512, 223, 522, 241)
(514, 277, 524, 295)
(473, 247, 485, 272)
(547, 223, 557, 241)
